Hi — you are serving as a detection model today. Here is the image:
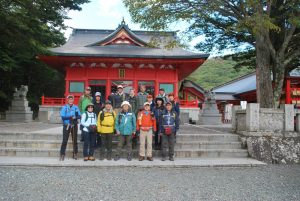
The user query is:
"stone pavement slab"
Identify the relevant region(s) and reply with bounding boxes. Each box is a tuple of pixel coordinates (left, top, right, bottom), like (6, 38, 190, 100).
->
(0, 156, 266, 168)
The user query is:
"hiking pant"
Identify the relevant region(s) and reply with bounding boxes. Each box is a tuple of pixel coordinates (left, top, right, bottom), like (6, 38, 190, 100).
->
(95, 132, 102, 148)
(100, 133, 114, 157)
(60, 124, 78, 155)
(162, 133, 175, 158)
(116, 135, 132, 156)
(139, 129, 153, 157)
(154, 130, 161, 147)
(83, 131, 96, 157)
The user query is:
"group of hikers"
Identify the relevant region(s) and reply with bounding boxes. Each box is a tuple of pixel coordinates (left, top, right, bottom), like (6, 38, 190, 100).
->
(59, 85, 180, 162)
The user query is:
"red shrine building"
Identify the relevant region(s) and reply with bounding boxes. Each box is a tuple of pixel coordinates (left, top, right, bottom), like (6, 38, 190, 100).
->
(39, 21, 209, 105)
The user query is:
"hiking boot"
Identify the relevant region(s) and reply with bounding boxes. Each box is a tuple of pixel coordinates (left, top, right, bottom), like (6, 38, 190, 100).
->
(89, 156, 95, 161)
(139, 156, 145, 161)
(127, 153, 132, 161)
(114, 155, 120, 161)
(147, 157, 153, 161)
(73, 153, 78, 160)
(59, 155, 65, 161)
(169, 156, 174, 161)
(84, 157, 89, 161)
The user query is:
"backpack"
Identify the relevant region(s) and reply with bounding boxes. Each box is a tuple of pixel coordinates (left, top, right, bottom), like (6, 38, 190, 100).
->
(99, 111, 115, 125)
(84, 111, 96, 122)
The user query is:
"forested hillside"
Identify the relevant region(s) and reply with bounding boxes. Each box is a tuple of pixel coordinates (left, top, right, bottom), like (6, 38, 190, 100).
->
(187, 58, 254, 90)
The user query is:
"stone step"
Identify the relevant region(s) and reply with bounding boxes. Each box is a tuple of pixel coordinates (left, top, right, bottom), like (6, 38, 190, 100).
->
(0, 140, 242, 150)
(176, 134, 240, 142)
(0, 132, 240, 142)
(0, 140, 118, 149)
(175, 141, 242, 149)
(0, 148, 248, 158)
(175, 149, 249, 158)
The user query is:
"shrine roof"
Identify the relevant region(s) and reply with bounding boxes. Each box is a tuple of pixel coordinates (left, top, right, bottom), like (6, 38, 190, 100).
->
(212, 72, 256, 94)
(49, 23, 209, 59)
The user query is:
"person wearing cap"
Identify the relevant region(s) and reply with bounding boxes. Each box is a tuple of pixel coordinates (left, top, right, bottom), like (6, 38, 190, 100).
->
(59, 95, 81, 161)
(111, 85, 128, 114)
(153, 97, 165, 150)
(81, 103, 97, 161)
(146, 94, 155, 112)
(160, 101, 180, 161)
(97, 100, 116, 160)
(137, 102, 157, 161)
(127, 88, 138, 115)
(78, 86, 93, 114)
(156, 88, 168, 105)
(78, 86, 93, 142)
(114, 101, 136, 161)
(168, 93, 180, 116)
(136, 85, 148, 111)
(93, 92, 104, 149)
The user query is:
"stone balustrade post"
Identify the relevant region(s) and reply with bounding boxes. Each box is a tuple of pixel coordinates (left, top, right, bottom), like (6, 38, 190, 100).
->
(246, 103, 260, 132)
(232, 105, 242, 132)
(283, 104, 294, 132)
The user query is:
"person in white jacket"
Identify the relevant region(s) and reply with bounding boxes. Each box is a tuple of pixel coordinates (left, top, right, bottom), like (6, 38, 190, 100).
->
(81, 103, 97, 161)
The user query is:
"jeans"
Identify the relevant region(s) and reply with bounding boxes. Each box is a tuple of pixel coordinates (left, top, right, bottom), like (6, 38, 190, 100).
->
(82, 131, 96, 157)
(60, 124, 78, 155)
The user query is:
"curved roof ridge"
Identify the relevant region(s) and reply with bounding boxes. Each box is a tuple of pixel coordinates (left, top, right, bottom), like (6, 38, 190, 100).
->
(85, 23, 149, 47)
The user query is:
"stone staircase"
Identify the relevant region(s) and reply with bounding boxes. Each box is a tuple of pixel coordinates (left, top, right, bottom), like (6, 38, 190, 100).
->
(0, 125, 248, 159)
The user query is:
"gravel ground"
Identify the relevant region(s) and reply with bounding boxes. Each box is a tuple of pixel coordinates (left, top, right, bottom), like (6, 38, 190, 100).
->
(0, 165, 299, 201)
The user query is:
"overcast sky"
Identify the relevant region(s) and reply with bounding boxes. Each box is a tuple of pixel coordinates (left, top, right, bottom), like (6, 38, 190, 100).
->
(63, 0, 228, 56)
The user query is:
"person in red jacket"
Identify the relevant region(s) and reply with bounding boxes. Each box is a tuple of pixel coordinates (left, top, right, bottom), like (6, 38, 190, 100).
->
(137, 102, 157, 161)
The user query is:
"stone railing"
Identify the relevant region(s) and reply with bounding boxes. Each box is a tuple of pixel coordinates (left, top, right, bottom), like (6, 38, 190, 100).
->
(232, 103, 300, 164)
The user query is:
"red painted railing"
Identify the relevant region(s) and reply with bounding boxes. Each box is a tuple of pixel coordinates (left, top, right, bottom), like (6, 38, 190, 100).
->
(41, 96, 80, 106)
(179, 100, 198, 108)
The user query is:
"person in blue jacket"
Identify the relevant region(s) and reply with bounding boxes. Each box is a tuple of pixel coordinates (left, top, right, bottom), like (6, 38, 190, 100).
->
(59, 95, 81, 161)
(160, 101, 179, 161)
(114, 101, 136, 161)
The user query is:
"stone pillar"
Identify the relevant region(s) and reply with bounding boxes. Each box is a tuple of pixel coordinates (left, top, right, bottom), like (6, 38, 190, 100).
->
(296, 113, 300, 132)
(283, 104, 294, 132)
(232, 105, 242, 132)
(246, 103, 260, 132)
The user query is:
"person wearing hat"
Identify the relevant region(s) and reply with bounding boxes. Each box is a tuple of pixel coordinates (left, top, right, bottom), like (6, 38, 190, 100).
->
(111, 85, 129, 114)
(137, 102, 157, 161)
(126, 88, 138, 149)
(114, 101, 136, 161)
(156, 88, 168, 105)
(93, 92, 104, 149)
(168, 93, 180, 116)
(160, 101, 179, 161)
(97, 100, 116, 160)
(136, 85, 148, 111)
(59, 95, 81, 161)
(78, 86, 93, 141)
(81, 103, 97, 161)
(153, 97, 165, 150)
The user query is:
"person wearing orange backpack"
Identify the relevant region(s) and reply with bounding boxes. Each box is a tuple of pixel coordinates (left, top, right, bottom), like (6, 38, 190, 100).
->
(137, 102, 157, 161)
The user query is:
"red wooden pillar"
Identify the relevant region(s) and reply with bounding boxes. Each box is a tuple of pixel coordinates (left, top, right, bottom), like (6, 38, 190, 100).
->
(286, 78, 291, 104)
(106, 79, 111, 100)
(65, 66, 69, 97)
